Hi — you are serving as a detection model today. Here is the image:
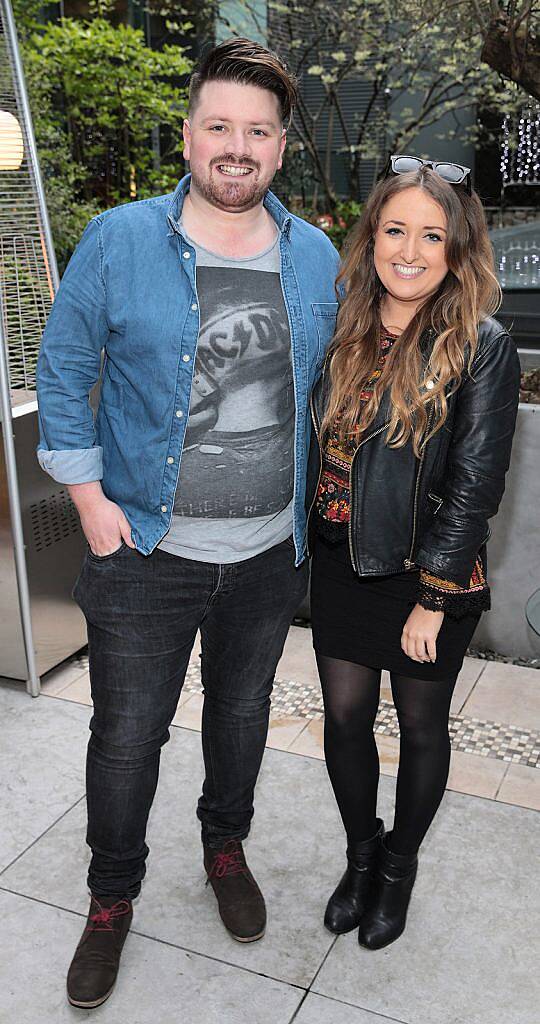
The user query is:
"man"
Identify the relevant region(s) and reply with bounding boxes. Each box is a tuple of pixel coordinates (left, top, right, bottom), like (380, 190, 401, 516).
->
(37, 37, 339, 1009)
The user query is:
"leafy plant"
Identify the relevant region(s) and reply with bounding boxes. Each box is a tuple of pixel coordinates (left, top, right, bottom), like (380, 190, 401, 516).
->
(13, 2, 192, 269)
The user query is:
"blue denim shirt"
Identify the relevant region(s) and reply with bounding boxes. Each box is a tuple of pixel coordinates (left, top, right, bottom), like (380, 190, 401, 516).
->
(36, 174, 340, 561)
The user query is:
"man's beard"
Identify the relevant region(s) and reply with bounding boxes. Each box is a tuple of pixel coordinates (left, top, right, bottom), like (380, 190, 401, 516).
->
(190, 158, 274, 212)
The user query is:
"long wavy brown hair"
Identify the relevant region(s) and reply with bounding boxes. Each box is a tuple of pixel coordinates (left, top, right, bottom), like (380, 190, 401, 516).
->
(321, 168, 501, 456)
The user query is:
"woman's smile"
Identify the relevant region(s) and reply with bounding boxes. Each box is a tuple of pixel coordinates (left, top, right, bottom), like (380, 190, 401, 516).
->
(391, 263, 426, 279)
(374, 187, 449, 314)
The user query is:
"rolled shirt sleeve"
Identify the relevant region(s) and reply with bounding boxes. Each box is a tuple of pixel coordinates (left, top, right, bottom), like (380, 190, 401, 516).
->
(36, 217, 108, 484)
(37, 446, 103, 484)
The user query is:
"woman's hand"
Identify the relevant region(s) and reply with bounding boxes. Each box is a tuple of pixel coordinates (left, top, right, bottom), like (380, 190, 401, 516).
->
(401, 604, 444, 663)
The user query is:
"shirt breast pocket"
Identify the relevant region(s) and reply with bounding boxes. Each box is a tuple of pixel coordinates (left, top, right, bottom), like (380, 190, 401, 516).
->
(311, 302, 339, 365)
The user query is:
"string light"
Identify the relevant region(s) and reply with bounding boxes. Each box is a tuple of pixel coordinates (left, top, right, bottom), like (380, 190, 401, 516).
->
(501, 101, 540, 185)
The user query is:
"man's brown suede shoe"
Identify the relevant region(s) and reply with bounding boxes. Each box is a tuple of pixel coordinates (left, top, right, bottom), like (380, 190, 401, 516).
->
(67, 895, 133, 1008)
(204, 839, 266, 942)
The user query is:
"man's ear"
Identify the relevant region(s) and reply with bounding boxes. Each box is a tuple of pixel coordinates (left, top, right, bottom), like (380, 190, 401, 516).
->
(183, 119, 191, 161)
(278, 130, 286, 172)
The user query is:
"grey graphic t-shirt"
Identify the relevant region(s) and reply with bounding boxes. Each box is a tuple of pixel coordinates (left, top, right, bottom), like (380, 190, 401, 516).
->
(159, 224, 294, 563)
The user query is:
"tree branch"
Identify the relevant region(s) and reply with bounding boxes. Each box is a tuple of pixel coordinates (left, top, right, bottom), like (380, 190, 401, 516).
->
(481, 13, 540, 99)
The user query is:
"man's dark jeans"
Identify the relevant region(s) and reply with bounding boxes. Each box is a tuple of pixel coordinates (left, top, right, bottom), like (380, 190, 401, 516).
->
(73, 538, 308, 900)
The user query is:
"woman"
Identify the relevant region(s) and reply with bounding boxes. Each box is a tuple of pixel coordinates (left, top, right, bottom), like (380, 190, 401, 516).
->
(308, 157, 520, 950)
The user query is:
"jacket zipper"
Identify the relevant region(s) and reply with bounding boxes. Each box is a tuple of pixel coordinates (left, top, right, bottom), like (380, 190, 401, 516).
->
(347, 421, 391, 572)
(311, 384, 434, 573)
(306, 388, 325, 557)
(404, 409, 434, 568)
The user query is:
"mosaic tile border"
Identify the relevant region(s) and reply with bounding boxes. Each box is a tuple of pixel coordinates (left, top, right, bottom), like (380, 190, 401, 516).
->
(67, 652, 540, 770)
(183, 663, 540, 770)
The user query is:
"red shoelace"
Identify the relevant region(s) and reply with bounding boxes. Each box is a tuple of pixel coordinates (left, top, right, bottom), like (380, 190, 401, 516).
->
(86, 898, 131, 933)
(207, 841, 247, 881)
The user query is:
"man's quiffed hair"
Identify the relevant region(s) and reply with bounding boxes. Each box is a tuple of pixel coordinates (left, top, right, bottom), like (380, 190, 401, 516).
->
(189, 37, 298, 126)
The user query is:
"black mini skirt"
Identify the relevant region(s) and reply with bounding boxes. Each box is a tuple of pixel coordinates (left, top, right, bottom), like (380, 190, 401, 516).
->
(310, 533, 480, 682)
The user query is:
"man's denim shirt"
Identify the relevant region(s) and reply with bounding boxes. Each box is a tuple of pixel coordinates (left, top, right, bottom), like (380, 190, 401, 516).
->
(36, 174, 340, 562)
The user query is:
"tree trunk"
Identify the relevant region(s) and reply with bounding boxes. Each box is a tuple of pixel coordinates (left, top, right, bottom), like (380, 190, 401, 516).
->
(481, 16, 540, 102)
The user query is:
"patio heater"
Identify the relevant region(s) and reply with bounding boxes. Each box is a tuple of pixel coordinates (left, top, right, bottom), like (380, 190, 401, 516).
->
(0, 0, 87, 696)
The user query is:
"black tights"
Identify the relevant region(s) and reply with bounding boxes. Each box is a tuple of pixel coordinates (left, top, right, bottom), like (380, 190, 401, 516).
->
(316, 655, 457, 855)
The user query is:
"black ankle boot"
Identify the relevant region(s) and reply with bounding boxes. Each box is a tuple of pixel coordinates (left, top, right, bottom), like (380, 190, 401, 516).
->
(357, 832, 418, 950)
(324, 819, 385, 935)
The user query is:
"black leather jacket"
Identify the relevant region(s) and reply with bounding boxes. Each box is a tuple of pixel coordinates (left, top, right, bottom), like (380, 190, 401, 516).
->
(307, 317, 521, 587)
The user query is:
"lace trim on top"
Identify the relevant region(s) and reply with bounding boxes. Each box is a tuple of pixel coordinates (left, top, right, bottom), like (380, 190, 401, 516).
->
(417, 557, 490, 619)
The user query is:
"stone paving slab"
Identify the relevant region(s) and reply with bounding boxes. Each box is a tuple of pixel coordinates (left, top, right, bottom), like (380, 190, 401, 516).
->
(0, 685, 88, 872)
(0, 889, 303, 1024)
(1, 668, 539, 1022)
(294, 993, 405, 1023)
(313, 795, 540, 1024)
(461, 661, 540, 733)
(1, 712, 351, 989)
(496, 762, 540, 810)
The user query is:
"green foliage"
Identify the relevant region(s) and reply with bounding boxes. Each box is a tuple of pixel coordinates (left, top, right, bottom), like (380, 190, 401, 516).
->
(26, 18, 191, 203)
(144, 0, 257, 41)
(16, 6, 192, 269)
(11, 0, 43, 38)
(88, 0, 116, 14)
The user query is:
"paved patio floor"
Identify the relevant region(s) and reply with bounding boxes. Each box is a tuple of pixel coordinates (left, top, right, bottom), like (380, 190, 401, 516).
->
(1, 627, 539, 1023)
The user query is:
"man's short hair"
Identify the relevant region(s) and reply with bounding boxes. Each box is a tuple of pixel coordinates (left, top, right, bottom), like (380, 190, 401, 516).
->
(188, 37, 298, 126)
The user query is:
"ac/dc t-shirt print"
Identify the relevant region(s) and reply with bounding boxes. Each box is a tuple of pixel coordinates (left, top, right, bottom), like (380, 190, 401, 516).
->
(159, 225, 295, 563)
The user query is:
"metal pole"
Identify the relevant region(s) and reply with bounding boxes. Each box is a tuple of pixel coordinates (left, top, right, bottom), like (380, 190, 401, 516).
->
(0, 295, 40, 696)
(2, 0, 60, 292)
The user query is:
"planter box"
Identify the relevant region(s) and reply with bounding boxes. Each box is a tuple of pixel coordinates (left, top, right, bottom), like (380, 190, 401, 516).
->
(474, 403, 540, 659)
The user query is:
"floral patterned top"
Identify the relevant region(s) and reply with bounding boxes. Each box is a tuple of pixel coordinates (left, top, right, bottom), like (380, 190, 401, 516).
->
(314, 327, 490, 619)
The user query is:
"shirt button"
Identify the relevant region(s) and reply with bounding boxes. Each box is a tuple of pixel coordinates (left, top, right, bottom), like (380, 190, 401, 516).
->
(191, 303, 198, 311)
(167, 456, 174, 464)
(161, 505, 168, 513)
(182, 354, 191, 362)
(183, 251, 191, 259)
(175, 410, 183, 418)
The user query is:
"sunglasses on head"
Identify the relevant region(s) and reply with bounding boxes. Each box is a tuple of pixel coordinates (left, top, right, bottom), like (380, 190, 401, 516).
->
(386, 154, 472, 194)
